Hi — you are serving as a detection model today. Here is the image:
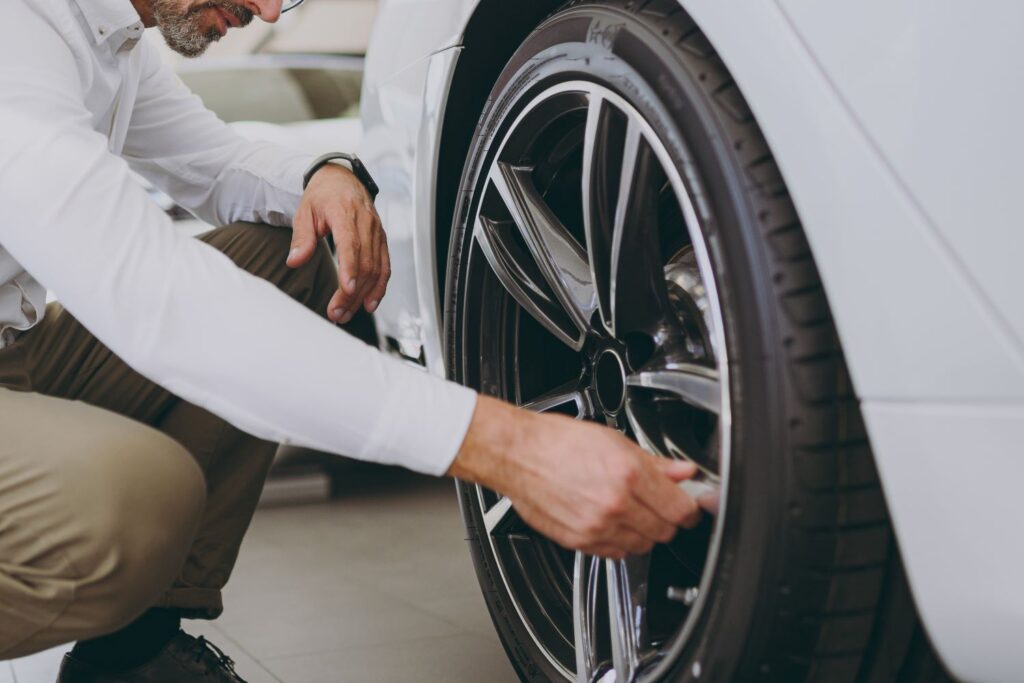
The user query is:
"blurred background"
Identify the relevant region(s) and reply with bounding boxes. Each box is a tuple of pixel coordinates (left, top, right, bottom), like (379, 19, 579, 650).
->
(149, 0, 375, 236)
(4, 2, 518, 681)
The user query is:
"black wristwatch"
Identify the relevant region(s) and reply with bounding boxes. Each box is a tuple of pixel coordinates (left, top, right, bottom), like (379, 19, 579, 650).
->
(303, 152, 379, 201)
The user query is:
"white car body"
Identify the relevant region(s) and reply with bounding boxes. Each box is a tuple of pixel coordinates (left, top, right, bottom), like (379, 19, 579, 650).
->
(360, 2, 1024, 681)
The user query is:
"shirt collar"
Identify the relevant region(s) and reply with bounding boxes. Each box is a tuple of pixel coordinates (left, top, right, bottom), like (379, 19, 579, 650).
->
(72, 0, 146, 51)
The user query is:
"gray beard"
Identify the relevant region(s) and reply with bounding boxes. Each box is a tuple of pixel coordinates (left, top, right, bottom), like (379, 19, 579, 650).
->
(152, 0, 253, 58)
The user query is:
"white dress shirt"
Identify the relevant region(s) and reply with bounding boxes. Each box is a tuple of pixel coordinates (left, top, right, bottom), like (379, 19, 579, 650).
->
(0, 0, 477, 474)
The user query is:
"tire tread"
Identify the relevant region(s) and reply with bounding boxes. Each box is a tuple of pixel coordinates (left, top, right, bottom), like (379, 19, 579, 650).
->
(605, 2, 947, 680)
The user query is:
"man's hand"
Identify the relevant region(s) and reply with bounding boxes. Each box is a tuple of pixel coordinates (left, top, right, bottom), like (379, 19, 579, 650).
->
(449, 396, 702, 559)
(287, 164, 390, 324)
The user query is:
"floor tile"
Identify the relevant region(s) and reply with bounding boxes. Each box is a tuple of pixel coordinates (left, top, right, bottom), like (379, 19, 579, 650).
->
(411, 590, 498, 637)
(214, 580, 464, 659)
(262, 633, 519, 683)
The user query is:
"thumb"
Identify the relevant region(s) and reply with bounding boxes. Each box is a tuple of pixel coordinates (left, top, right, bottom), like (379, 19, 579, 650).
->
(287, 206, 318, 268)
(652, 457, 698, 482)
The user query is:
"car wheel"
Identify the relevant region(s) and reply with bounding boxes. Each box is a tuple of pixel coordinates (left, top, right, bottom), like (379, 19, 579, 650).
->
(445, 2, 949, 681)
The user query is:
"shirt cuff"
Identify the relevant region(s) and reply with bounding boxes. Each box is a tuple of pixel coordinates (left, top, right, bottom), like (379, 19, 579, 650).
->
(360, 362, 479, 476)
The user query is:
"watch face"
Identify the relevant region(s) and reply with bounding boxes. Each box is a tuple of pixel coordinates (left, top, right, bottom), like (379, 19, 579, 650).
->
(352, 159, 380, 199)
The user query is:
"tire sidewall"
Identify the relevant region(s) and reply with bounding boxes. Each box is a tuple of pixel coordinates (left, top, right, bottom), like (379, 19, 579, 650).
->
(448, 5, 796, 681)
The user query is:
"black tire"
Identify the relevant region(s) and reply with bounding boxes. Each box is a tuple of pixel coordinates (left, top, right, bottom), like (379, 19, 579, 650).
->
(445, 2, 951, 681)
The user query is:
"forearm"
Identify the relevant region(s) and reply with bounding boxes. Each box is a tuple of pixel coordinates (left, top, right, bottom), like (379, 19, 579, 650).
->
(447, 395, 531, 489)
(129, 135, 314, 228)
(125, 40, 315, 227)
(1, 106, 476, 474)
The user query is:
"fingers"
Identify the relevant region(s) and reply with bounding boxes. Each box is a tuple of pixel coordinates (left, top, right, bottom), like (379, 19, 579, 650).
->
(330, 208, 360, 320)
(512, 499, 647, 560)
(327, 287, 352, 325)
(653, 457, 698, 482)
(329, 203, 386, 323)
(651, 458, 705, 527)
(626, 493, 680, 544)
(348, 207, 382, 311)
(364, 233, 391, 314)
(595, 525, 653, 557)
(299, 165, 389, 321)
(632, 454, 701, 529)
(286, 204, 318, 268)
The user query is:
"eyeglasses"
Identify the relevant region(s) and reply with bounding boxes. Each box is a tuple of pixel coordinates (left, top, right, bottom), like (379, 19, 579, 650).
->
(281, 0, 305, 14)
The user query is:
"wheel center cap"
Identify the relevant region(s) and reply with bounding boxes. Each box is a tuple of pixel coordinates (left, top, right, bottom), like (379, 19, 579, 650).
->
(594, 349, 626, 414)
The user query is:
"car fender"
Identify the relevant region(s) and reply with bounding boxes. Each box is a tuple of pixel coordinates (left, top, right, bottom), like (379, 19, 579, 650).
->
(366, 2, 1024, 678)
(650, 3, 1024, 681)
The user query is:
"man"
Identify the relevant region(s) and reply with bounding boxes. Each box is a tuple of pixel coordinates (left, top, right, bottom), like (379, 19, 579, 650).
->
(0, 0, 702, 680)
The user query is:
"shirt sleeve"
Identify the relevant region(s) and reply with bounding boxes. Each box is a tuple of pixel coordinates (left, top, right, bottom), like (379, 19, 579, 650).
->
(0, 32, 477, 475)
(122, 39, 316, 228)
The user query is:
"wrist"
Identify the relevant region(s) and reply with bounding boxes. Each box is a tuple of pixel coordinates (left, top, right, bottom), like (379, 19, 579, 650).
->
(306, 161, 353, 188)
(303, 152, 379, 199)
(447, 395, 532, 492)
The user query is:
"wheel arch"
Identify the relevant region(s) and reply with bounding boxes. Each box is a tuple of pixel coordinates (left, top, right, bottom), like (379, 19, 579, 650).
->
(432, 0, 564, 298)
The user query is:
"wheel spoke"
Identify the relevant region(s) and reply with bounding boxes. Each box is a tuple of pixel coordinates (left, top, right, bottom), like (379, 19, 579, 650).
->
(626, 363, 721, 415)
(474, 215, 582, 349)
(484, 495, 517, 535)
(582, 94, 671, 338)
(605, 554, 650, 682)
(573, 553, 601, 683)
(581, 93, 623, 334)
(608, 124, 672, 338)
(489, 162, 596, 348)
(522, 380, 594, 419)
(625, 359, 723, 474)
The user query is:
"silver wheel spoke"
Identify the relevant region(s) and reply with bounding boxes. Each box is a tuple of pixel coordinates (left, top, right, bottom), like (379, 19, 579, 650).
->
(573, 553, 601, 682)
(484, 495, 516, 535)
(582, 93, 668, 338)
(581, 93, 617, 334)
(522, 380, 593, 419)
(606, 555, 650, 682)
(474, 215, 582, 349)
(491, 162, 597, 339)
(627, 364, 721, 415)
(606, 120, 643, 337)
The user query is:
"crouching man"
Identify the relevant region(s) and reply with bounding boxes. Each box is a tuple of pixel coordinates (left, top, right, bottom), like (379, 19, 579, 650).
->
(0, 0, 701, 680)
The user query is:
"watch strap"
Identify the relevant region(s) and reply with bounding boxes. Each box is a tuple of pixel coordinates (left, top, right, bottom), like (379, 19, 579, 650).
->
(302, 152, 379, 200)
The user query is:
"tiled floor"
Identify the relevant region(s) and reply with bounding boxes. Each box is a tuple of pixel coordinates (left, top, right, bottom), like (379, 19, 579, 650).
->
(7, 466, 520, 683)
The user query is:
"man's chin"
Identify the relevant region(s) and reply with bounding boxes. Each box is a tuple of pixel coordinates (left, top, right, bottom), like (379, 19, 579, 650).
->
(164, 30, 220, 58)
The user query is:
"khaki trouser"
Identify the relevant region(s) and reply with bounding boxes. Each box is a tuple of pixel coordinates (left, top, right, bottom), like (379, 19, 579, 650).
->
(0, 223, 336, 659)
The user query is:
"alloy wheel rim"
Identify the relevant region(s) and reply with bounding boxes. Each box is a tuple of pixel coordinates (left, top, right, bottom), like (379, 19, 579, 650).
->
(461, 81, 732, 683)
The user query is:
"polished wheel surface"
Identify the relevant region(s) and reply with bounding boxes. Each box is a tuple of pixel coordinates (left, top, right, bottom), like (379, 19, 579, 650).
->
(461, 81, 731, 683)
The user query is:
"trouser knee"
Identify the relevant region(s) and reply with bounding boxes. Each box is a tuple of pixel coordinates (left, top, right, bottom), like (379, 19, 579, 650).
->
(70, 430, 206, 634)
(0, 418, 206, 658)
(201, 222, 336, 320)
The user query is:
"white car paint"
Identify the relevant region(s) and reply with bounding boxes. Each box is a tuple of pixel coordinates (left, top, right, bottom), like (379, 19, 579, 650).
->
(361, 2, 1024, 680)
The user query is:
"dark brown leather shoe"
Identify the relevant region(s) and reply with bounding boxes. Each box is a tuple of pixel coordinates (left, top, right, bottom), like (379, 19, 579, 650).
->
(56, 631, 247, 683)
